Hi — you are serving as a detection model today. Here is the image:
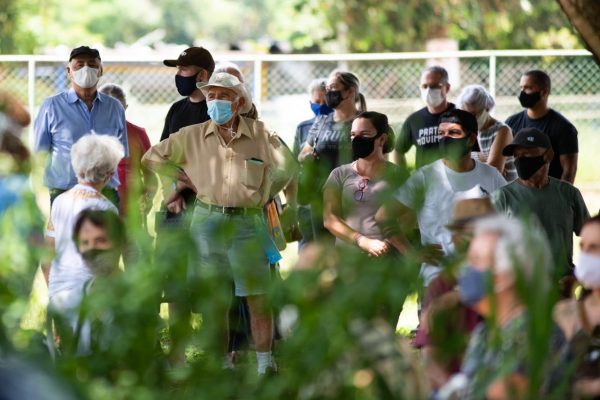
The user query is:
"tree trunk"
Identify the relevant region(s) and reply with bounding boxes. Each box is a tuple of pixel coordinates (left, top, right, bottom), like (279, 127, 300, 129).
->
(557, 0, 600, 64)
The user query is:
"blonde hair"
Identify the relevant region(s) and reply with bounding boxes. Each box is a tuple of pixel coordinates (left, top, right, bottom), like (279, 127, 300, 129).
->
(329, 70, 367, 112)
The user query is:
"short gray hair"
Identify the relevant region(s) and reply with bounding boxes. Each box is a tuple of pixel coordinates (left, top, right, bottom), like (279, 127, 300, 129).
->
(99, 83, 127, 109)
(457, 84, 495, 110)
(473, 215, 552, 287)
(214, 61, 245, 83)
(71, 134, 124, 184)
(308, 78, 326, 95)
(423, 66, 449, 85)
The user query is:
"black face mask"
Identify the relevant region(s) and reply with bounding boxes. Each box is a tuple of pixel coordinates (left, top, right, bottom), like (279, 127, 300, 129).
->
(325, 90, 344, 109)
(352, 134, 381, 160)
(518, 90, 541, 108)
(175, 73, 199, 96)
(514, 154, 546, 180)
(439, 136, 470, 161)
(82, 248, 120, 277)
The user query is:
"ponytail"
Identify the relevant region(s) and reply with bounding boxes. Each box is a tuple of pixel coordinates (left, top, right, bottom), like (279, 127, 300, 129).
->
(357, 93, 367, 113)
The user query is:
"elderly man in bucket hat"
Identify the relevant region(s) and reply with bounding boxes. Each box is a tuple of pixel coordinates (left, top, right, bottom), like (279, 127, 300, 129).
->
(416, 186, 494, 390)
(491, 127, 589, 295)
(142, 72, 295, 374)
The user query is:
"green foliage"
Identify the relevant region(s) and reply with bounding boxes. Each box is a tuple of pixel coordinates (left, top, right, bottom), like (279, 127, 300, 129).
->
(0, 164, 588, 399)
(86, 1, 157, 47)
(0, 0, 37, 53)
(294, 0, 583, 52)
(1, 0, 585, 54)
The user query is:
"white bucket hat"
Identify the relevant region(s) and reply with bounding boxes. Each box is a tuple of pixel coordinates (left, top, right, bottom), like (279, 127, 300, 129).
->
(197, 72, 252, 114)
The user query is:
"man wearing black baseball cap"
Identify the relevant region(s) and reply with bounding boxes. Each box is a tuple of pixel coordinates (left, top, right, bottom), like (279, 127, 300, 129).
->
(156, 46, 215, 365)
(33, 45, 127, 208)
(69, 45, 101, 61)
(492, 127, 589, 294)
(161, 46, 215, 141)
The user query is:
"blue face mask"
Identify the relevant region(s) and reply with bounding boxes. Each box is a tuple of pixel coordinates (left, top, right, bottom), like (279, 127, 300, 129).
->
(207, 99, 234, 125)
(310, 102, 334, 116)
(458, 265, 491, 307)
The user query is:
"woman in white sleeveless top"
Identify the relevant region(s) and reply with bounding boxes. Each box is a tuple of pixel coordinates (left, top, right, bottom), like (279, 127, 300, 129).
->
(458, 85, 517, 181)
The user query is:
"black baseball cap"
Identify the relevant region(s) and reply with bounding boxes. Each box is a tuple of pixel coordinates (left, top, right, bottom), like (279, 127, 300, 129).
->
(69, 46, 101, 61)
(439, 109, 478, 136)
(163, 47, 215, 71)
(502, 127, 552, 156)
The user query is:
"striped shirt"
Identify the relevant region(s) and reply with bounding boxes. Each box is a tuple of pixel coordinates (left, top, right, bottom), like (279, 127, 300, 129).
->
(476, 120, 517, 181)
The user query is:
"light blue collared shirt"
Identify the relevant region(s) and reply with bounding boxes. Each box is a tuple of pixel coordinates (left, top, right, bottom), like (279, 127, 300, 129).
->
(33, 89, 128, 190)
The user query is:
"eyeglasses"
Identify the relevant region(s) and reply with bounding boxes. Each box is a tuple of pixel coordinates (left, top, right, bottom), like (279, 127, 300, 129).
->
(354, 178, 369, 201)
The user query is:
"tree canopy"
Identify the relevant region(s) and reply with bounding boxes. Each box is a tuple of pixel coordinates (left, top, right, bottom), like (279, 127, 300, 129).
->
(0, 0, 585, 54)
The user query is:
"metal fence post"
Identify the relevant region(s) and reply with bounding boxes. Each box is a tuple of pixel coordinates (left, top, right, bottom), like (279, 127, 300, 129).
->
(253, 59, 262, 112)
(489, 54, 496, 99)
(28, 59, 36, 146)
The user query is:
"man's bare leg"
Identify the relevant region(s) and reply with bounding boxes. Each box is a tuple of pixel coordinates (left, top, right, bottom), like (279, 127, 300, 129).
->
(246, 294, 274, 374)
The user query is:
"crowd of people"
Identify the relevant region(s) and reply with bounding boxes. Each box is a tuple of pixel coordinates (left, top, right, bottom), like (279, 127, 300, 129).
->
(1, 44, 599, 399)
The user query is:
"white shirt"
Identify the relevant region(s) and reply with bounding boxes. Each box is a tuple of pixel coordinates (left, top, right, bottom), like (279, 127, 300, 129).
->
(46, 184, 117, 312)
(395, 159, 506, 284)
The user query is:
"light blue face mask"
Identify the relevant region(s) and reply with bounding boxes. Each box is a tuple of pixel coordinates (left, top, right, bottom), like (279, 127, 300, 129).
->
(207, 99, 234, 125)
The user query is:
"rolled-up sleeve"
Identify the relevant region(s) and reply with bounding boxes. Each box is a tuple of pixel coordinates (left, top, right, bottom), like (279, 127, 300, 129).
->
(141, 130, 186, 176)
(268, 133, 298, 196)
(117, 105, 129, 157)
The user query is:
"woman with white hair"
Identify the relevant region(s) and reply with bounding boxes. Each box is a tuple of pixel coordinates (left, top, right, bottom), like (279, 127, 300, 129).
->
(45, 134, 124, 344)
(457, 85, 517, 181)
(436, 215, 567, 399)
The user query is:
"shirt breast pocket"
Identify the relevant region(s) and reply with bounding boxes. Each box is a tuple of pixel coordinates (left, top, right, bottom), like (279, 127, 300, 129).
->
(244, 158, 266, 189)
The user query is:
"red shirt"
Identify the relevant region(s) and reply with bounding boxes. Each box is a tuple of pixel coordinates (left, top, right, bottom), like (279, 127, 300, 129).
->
(117, 121, 152, 215)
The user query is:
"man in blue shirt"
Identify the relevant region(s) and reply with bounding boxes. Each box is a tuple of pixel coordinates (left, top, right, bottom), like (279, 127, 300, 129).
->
(34, 46, 128, 207)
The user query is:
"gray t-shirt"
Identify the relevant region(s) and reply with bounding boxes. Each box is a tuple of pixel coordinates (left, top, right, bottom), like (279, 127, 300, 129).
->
(306, 113, 353, 174)
(491, 177, 590, 277)
(324, 161, 405, 242)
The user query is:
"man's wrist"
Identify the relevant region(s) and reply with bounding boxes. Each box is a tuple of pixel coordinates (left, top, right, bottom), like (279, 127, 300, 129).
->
(353, 233, 364, 247)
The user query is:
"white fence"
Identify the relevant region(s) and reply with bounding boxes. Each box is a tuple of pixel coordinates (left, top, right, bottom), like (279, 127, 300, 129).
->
(0, 49, 597, 147)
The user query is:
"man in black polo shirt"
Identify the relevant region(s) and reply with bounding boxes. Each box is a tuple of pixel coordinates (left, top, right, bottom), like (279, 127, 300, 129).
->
(505, 69, 578, 183)
(394, 66, 455, 169)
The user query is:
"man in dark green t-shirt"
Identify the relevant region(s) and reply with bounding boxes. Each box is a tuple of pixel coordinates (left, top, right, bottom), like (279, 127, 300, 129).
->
(491, 128, 589, 284)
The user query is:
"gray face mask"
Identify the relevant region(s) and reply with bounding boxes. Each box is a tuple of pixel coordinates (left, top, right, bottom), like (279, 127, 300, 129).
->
(458, 265, 492, 307)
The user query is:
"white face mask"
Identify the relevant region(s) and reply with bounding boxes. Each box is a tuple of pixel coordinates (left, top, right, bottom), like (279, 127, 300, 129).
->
(476, 110, 489, 130)
(420, 88, 444, 108)
(575, 251, 600, 289)
(71, 66, 100, 89)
